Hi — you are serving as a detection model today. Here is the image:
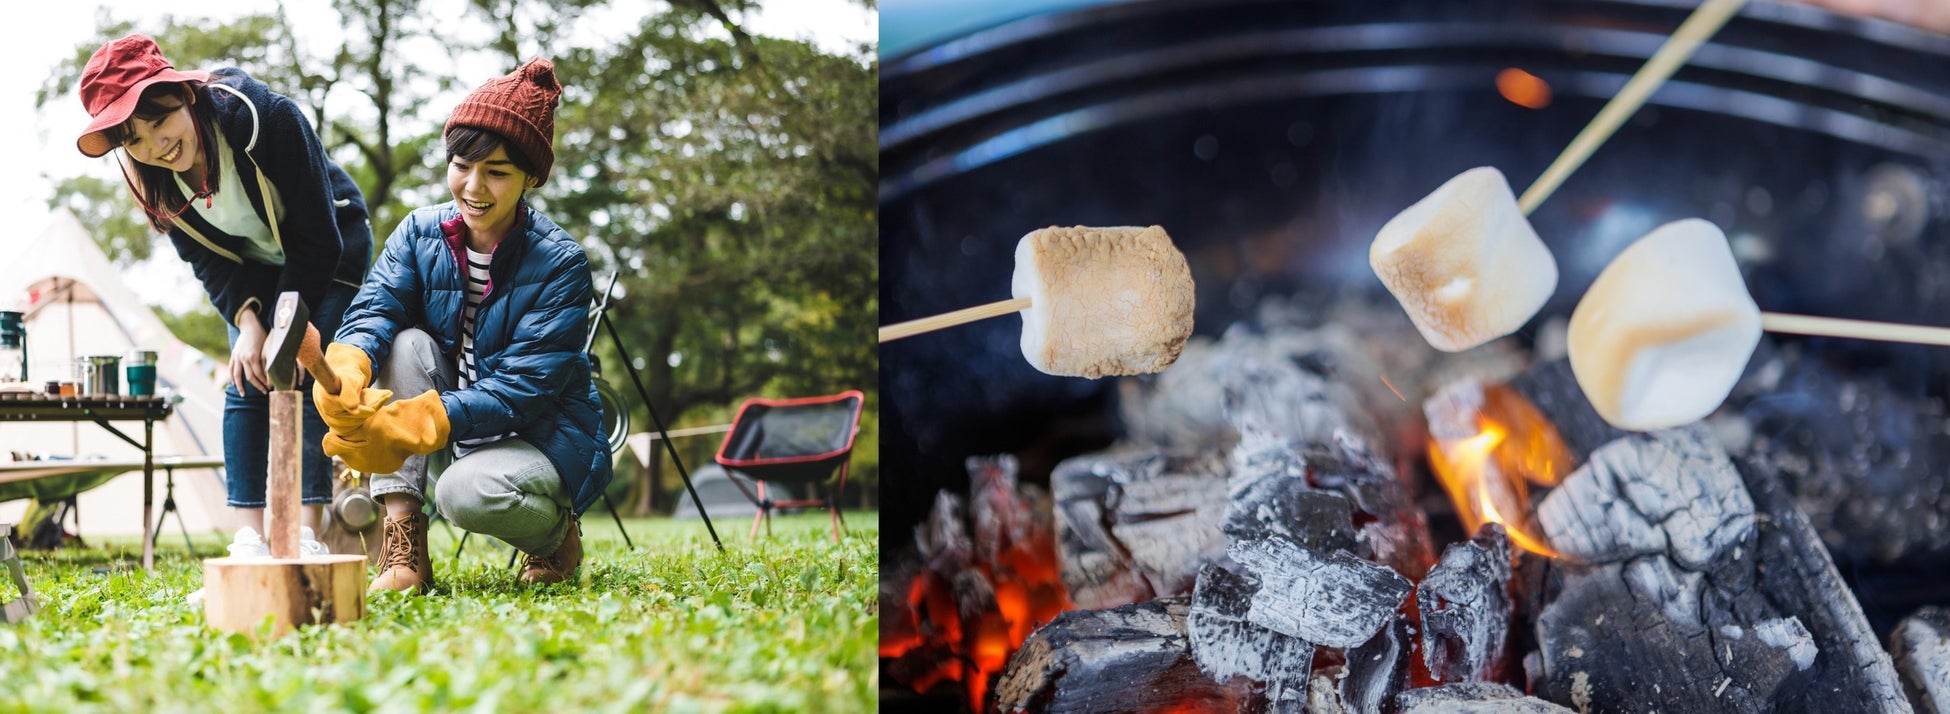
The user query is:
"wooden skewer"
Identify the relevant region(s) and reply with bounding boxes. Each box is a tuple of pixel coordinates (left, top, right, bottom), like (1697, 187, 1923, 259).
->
(1517, 0, 1749, 215)
(879, 296, 1032, 343)
(1759, 313, 1950, 347)
(1515, 0, 1950, 350)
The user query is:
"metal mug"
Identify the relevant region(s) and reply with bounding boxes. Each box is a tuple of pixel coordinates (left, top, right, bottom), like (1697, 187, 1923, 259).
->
(79, 355, 119, 395)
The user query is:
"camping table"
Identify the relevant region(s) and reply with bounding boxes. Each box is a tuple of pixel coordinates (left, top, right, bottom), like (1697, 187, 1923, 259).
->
(0, 394, 174, 571)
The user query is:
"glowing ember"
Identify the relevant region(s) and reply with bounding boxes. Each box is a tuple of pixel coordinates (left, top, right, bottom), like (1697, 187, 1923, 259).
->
(1427, 386, 1570, 557)
(1496, 67, 1552, 109)
(885, 456, 1074, 712)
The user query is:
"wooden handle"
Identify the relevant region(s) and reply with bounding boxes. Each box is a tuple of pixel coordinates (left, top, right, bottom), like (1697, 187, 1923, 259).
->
(879, 297, 1033, 343)
(1760, 312, 1950, 347)
(1517, 0, 1749, 215)
(266, 391, 303, 559)
(296, 324, 341, 394)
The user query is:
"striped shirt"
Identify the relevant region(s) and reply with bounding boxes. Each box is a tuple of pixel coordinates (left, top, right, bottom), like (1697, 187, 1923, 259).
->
(454, 246, 515, 455)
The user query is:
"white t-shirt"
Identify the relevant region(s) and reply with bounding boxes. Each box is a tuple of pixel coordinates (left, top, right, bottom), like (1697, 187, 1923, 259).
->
(176, 135, 284, 266)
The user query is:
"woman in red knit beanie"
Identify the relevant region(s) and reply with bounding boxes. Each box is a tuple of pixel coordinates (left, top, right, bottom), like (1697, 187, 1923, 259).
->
(315, 58, 611, 593)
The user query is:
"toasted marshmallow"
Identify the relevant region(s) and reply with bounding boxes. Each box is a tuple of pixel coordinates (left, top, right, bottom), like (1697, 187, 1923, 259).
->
(1012, 225, 1196, 378)
(1371, 167, 1558, 352)
(1568, 218, 1761, 431)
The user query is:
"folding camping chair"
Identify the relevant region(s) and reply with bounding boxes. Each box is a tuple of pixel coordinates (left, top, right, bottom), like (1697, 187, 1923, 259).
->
(715, 390, 864, 543)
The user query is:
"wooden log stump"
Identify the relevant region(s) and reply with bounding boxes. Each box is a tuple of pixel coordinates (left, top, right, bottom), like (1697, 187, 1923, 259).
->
(202, 554, 367, 637)
(203, 390, 365, 638)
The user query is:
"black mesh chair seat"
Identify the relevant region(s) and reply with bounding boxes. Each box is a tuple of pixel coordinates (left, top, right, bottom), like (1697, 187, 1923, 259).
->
(714, 390, 864, 541)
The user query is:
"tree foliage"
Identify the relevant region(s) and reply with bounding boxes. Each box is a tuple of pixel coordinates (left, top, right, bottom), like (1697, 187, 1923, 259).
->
(35, 0, 878, 514)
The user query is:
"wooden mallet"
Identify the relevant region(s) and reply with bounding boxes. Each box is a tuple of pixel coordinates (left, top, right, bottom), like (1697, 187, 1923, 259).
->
(201, 292, 366, 638)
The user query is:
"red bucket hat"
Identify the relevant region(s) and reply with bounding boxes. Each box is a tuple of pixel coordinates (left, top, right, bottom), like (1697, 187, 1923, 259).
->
(75, 34, 210, 158)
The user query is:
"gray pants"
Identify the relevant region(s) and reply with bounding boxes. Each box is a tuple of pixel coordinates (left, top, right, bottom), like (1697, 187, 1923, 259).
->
(366, 328, 573, 555)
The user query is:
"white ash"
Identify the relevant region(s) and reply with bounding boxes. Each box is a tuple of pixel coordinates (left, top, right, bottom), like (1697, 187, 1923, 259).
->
(1227, 534, 1412, 649)
(1752, 617, 1818, 672)
(1890, 607, 1950, 714)
(1536, 426, 1755, 569)
(1393, 682, 1575, 714)
(1116, 335, 1239, 452)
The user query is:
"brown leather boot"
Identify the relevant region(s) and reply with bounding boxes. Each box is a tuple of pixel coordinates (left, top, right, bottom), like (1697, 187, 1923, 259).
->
(520, 519, 582, 585)
(368, 511, 434, 594)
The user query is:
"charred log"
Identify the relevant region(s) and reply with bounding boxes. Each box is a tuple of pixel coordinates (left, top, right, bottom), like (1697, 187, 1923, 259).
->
(993, 596, 1249, 714)
(1722, 342, 1950, 566)
(1526, 424, 1908, 713)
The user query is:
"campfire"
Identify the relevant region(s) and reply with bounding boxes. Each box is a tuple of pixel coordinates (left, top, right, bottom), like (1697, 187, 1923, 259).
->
(880, 294, 1948, 712)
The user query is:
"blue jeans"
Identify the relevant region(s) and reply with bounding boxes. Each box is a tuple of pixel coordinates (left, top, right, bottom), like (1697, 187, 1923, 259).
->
(221, 282, 357, 508)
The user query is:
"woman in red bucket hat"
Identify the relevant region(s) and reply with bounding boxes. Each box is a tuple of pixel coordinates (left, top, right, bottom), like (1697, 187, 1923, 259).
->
(75, 34, 372, 545)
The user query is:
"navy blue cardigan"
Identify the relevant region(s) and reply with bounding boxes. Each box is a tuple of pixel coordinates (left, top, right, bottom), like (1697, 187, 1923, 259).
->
(166, 68, 371, 328)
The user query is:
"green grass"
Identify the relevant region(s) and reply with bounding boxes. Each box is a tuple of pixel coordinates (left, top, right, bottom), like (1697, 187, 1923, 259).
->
(0, 513, 877, 713)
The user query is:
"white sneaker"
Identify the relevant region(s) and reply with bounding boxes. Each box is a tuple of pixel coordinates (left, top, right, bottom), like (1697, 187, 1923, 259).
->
(226, 527, 270, 559)
(300, 526, 330, 556)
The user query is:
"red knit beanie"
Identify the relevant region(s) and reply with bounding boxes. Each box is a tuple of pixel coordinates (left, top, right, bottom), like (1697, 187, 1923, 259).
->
(445, 58, 561, 186)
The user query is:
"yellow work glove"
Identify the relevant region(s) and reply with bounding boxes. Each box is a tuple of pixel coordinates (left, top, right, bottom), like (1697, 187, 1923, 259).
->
(323, 390, 451, 475)
(312, 344, 388, 431)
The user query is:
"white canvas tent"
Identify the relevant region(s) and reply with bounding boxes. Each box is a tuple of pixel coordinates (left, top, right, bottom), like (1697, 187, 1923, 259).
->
(0, 209, 244, 537)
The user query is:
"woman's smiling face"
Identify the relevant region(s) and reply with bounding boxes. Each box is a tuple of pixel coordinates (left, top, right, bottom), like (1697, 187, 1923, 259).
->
(448, 144, 532, 239)
(120, 94, 199, 172)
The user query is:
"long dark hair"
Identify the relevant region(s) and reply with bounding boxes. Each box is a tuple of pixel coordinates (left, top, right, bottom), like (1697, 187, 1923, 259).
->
(446, 126, 537, 177)
(103, 81, 223, 233)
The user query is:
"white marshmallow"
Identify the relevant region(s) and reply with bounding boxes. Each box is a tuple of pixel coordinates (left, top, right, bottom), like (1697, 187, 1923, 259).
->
(1370, 167, 1558, 352)
(1568, 218, 1761, 431)
(1012, 225, 1196, 378)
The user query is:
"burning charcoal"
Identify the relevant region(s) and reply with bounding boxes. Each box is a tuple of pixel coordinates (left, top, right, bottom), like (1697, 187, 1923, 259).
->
(1891, 607, 1950, 713)
(1223, 470, 1358, 553)
(1418, 523, 1514, 683)
(916, 490, 973, 570)
(1307, 670, 1349, 714)
(1339, 612, 1412, 714)
(1227, 534, 1411, 648)
(993, 596, 1250, 714)
(1053, 448, 1230, 609)
(1535, 426, 1755, 570)
(1231, 437, 1433, 579)
(1723, 341, 1950, 568)
(967, 455, 1056, 565)
(1392, 682, 1573, 714)
(1187, 563, 1312, 709)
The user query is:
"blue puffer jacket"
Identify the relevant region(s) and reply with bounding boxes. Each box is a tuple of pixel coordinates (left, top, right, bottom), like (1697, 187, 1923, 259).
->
(335, 202, 612, 515)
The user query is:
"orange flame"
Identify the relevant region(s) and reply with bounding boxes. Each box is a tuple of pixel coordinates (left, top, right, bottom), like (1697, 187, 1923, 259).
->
(1428, 386, 1571, 558)
(1496, 67, 1552, 109)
